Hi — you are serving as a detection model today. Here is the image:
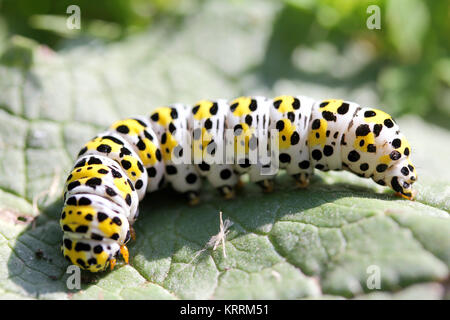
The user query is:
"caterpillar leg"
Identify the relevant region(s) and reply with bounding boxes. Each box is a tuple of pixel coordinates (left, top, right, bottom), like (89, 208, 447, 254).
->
(218, 185, 235, 199)
(186, 191, 200, 206)
(235, 178, 244, 190)
(199, 164, 239, 199)
(257, 179, 274, 193)
(109, 245, 129, 271)
(108, 246, 129, 271)
(120, 245, 129, 264)
(395, 190, 417, 201)
(110, 258, 117, 271)
(130, 226, 136, 241)
(293, 173, 310, 188)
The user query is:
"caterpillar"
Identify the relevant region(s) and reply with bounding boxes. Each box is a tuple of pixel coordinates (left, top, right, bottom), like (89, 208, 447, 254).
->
(60, 95, 418, 272)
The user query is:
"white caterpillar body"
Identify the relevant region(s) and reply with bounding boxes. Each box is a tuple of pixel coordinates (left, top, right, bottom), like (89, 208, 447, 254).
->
(60, 95, 417, 272)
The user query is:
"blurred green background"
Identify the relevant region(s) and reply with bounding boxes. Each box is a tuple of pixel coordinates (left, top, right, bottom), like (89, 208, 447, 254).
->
(0, 0, 448, 127)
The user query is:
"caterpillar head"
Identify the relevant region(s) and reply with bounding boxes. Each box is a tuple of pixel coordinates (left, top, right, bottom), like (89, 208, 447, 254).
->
(61, 237, 123, 272)
(61, 226, 131, 272)
(379, 158, 417, 200)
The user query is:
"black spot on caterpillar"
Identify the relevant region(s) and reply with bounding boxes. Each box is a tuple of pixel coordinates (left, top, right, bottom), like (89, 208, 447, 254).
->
(61, 95, 418, 272)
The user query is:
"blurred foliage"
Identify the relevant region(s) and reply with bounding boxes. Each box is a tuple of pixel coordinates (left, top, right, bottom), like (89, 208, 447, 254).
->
(262, 0, 449, 125)
(0, 0, 448, 126)
(0, 0, 200, 45)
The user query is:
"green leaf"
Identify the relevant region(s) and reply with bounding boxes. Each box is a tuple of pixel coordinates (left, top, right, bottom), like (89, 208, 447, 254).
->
(0, 0, 448, 300)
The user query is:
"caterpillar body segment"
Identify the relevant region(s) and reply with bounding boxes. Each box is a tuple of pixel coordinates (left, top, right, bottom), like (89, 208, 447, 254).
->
(189, 99, 239, 199)
(77, 132, 148, 200)
(226, 96, 276, 192)
(270, 95, 315, 187)
(109, 116, 165, 193)
(149, 104, 202, 203)
(308, 99, 360, 172)
(60, 95, 418, 272)
(64, 155, 140, 222)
